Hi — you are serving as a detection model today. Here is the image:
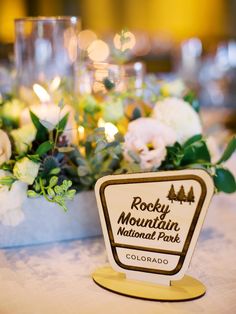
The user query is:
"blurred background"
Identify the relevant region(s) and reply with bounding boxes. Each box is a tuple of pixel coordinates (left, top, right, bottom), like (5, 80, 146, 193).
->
(1, 0, 236, 119)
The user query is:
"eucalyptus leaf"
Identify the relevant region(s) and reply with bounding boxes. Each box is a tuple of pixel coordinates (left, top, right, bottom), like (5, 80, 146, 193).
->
(78, 165, 90, 176)
(57, 147, 75, 153)
(95, 140, 107, 153)
(128, 150, 141, 163)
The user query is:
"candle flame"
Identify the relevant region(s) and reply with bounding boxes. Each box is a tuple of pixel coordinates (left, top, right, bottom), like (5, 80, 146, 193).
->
(78, 126, 85, 140)
(50, 76, 61, 92)
(33, 84, 51, 102)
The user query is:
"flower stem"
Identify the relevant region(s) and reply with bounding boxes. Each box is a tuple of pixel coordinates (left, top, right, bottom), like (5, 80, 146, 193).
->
(39, 177, 54, 203)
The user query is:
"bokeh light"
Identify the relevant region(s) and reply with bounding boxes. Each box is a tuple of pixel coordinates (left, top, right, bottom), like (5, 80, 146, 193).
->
(78, 29, 97, 50)
(87, 39, 110, 62)
(113, 31, 136, 51)
(98, 118, 118, 142)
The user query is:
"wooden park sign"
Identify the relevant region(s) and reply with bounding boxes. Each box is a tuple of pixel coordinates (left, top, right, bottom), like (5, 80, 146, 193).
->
(93, 169, 214, 301)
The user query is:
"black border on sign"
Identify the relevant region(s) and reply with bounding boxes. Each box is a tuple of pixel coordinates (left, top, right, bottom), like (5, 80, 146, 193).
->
(99, 174, 207, 276)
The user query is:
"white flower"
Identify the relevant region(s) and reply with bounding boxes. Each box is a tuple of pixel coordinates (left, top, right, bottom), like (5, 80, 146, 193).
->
(152, 97, 202, 144)
(0, 129, 11, 166)
(124, 118, 176, 169)
(13, 157, 40, 185)
(0, 170, 27, 226)
(11, 124, 36, 154)
(20, 103, 77, 144)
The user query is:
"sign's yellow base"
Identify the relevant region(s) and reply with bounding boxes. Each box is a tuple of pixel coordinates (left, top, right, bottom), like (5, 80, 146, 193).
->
(92, 266, 206, 301)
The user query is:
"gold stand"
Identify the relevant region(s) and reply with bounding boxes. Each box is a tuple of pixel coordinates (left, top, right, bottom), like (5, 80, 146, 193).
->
(92, 266, 206, 301)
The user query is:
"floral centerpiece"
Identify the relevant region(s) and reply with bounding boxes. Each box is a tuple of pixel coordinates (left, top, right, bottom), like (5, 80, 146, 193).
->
(0, 29, 235, 246)
(0, 78, 235, 230)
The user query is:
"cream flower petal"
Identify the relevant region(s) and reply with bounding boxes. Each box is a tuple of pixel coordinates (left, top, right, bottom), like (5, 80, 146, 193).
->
(0, 130, 11, 166)
(152, 97, 202, 144)
(123, 118, 176, 170)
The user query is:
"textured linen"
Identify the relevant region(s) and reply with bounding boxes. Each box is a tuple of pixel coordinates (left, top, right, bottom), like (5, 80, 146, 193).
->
(0, 192, 235, 314)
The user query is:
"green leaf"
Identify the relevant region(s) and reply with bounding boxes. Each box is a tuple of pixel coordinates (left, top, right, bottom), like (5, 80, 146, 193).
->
(183, 134, 202, 148)
(183, 92, 200, 112)
(216, 136, 236, 165)
(62, 180, 72, 190)
(49, 176, 58, 187)
(57, 113, 69, 132)
(30, 110, 48, 142)
(27, 154, 41, 163)
(30, 110, 42, 130)
(27, 190, 39, 198)
(54, 185, 63, 194)
(49, 168, 61, 175)
(0, 176, 16, 186)
(213, 168, 236, 193)
(181, 138, 211, 165)
(36, 141, 53, 156)
(47, 187, 55, 197)
(67, 189, 76, 199)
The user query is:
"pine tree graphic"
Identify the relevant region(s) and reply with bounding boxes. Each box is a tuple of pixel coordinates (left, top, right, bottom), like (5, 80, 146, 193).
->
(177, 185, 187, 204)
(167, 184, 176, 203)
(187, 186, 195, 205)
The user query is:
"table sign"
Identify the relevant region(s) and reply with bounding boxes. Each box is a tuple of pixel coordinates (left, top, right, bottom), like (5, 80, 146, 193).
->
(93, 169, 214, 301)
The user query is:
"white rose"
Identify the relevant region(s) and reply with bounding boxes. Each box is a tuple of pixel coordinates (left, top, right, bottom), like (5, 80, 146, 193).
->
(0, 170, 27, 226)
(20, 103, 77, 144)
(11, 124, 36, 154)
(124, 118, 176, 169)
(0, 129, 11, 166)
(152, 97, 202, 144)
(13, 157, 40, 185)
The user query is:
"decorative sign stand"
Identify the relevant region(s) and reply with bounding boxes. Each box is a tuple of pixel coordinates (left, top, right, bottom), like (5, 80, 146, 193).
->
(93, 169, 214, 301)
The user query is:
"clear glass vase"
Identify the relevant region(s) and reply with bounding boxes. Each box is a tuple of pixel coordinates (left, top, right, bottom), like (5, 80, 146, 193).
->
(14, 16, 80, 102)
(82, 61, 145, 95)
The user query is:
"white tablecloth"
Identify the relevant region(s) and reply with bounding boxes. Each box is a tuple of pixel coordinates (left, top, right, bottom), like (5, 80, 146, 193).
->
(0, 192, 236, 314)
